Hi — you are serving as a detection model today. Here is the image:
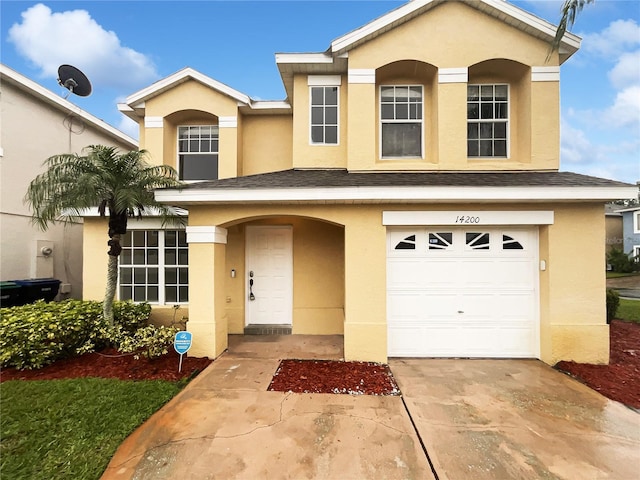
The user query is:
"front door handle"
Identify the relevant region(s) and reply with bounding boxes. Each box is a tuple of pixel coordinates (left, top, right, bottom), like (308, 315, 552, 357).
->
(249, 277, 255, 301)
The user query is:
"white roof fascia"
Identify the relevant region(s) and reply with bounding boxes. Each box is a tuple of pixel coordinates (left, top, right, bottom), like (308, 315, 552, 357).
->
(1, 64, 137, 149)
(155, 185, 638, 204)
(275, 53, 334, 65)
(250, 101, 291, 111)
(616, 206, 640, 213)
(125, 67, 251, 108)
(330, 0, 580, 60)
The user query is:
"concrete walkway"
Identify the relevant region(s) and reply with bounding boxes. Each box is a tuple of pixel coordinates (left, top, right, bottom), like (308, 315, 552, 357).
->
(102, 336, 640, 480)
(101, 336, 433, 480)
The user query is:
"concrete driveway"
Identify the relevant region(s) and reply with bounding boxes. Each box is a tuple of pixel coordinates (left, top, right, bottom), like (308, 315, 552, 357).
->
(391, 358, 640, 480)
(102, 336, 640, 480)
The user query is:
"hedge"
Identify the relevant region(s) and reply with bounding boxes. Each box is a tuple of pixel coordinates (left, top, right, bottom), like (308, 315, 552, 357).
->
(0, 300, 179, 370)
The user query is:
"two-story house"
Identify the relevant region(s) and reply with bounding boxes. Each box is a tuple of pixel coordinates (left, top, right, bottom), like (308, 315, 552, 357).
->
(83, 0, 635, 365)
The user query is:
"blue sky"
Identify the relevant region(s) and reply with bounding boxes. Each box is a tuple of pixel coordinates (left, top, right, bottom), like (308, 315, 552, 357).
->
(1, 0, 639, 183)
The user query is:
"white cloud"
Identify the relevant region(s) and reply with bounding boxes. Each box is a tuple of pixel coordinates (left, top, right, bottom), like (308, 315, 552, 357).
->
(117, 116, 140, 141)
(581, 19, 640, 57)
(8, 3, 158, 91)
(608, 50, 640, 89)
(561, 119, 640, 182)
(560, 120, 593, 165)
(604, 85, 640, 128)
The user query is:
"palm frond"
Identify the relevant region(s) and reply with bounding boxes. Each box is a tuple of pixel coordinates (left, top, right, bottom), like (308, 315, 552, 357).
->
(25, 145, 184, 230)
(549, 0, 595, 58)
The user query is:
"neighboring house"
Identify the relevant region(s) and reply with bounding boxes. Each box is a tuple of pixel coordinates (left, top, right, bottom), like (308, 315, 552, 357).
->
(0, 64, 137, 299)
(618, 206, 640, 259)
(85, 0, 636, 365)
(605, 203, 624, 255)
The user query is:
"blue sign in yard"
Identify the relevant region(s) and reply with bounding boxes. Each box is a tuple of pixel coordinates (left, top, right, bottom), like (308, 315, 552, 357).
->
(174, 331, 192, 355)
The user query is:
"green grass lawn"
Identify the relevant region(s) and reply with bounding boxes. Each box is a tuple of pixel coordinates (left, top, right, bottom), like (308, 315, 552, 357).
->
(617, 298, 640, 324)
(1, 378, 183, 480)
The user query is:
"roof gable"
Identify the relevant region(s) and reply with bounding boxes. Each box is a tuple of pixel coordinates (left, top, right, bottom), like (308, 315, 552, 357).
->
(330, 0, 580, 63)
(118, 67, 291, 120)
(123, 67, 251, 109)
(1, 64, 137, 149)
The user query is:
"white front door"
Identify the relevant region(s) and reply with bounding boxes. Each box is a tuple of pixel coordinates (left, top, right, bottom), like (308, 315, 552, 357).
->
(245, 226, 293, 325)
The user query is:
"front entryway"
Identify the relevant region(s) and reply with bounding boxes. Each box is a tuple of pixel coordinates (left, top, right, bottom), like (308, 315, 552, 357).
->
(387, 227, 539, 357)
(245, 226, 293, 327)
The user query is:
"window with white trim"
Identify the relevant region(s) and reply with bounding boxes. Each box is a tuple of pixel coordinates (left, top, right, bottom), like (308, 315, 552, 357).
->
(310, 86, 338, 145)
(178, 125, 218, 181)
(380, 85, 423, 158)
(467, 84, 508, 158)
(119, 230, 188, 304)
(634, 211, 640, 234)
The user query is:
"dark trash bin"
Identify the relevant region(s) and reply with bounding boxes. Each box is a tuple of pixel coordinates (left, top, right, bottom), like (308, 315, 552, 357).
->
(14, 278, 61, 303)
(0, 281, 24, 307)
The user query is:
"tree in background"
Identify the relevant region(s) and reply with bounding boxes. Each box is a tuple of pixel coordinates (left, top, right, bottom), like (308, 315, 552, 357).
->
(25, 145, 183, 325)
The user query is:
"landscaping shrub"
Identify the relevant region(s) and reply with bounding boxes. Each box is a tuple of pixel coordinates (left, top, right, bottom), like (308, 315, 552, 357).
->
(606, 289, 620, 324)
(112, 324, 180, 359)
(0, 300, 179, 370)
(606, 247, 640, 273)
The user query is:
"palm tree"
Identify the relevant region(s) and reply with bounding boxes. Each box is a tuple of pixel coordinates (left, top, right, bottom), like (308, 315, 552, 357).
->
(25, 145, 183, 325)
(551, 0, 595, 53)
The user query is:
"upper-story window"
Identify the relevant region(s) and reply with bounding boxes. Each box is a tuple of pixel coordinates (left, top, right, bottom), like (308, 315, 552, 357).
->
(467, 84, 508, 158)
(178, 125, 219, 181)
(310, 86, 339, 145)
(380, 85, 423, 158)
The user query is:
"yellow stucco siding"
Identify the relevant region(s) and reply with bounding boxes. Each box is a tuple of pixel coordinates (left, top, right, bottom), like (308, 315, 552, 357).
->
(82, 218, 109, 301)
(544, 204, 609, 364)
(242, 115, 293, 175)
(347, 82, 377, 171)
(292, 76, 348, 169)
(141, 80, 240, 176)
(348, 2, 551, 70)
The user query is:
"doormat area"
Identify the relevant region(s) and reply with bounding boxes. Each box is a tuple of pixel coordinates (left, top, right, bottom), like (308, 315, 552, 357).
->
(267, 359, 401, 396)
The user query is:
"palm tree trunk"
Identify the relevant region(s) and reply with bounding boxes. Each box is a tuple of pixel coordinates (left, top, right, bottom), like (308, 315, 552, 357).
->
(104, 233, 121, 326)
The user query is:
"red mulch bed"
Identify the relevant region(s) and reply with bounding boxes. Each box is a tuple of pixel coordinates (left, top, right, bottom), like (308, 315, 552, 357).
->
(2, 320, 637, 407)
(555, 320, 640, 409)
(0, 348, 213, 383)
(268, 359, 400, 395)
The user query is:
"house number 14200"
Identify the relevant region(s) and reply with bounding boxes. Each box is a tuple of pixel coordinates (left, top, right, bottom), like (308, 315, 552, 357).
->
(455, 215, 480, 224)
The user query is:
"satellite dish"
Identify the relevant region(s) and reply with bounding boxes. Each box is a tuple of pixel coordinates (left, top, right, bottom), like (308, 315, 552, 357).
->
(57, 64, 92, 97)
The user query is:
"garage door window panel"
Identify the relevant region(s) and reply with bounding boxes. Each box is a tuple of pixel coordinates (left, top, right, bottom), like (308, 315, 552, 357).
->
(395, 234, 417, 250)
(503, 235, 524, 250)
(466, 232, 490, 250)
(428, 232, 453, 250)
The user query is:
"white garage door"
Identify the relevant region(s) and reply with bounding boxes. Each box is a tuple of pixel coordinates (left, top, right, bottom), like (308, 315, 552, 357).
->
(387, 227, 538, 358)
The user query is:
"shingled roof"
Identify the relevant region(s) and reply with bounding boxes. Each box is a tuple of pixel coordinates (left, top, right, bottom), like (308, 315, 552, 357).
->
(155, 169, 635, 205)
(181, 169, 630, 190)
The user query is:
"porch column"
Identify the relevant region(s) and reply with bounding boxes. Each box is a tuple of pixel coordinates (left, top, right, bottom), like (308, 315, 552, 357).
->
(343, 213, 387, 363)
(186, 226, 228, 359)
